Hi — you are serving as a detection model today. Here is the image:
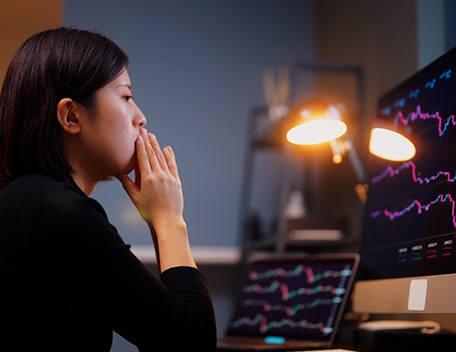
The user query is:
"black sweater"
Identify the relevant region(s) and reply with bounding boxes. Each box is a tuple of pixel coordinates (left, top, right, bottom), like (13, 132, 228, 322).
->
(0, 174, 216, 351)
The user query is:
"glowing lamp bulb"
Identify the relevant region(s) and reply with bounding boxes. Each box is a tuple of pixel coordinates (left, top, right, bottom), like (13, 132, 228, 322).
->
(286, 120, 347, 145)
(369, 128, 416, 161)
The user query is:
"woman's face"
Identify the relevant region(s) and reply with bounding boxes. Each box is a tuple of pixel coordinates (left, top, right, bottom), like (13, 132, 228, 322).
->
(79, 69, 147, 179)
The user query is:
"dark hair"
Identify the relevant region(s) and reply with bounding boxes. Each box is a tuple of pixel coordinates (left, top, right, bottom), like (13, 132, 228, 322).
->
(0, 27, 129, 188)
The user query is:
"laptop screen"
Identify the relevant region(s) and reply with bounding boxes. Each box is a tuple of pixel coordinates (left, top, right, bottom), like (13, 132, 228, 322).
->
(226, 254, 359, 342)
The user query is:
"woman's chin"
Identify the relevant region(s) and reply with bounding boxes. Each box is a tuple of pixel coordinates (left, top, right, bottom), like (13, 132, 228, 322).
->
(123, 159, 137, 175)
(108, 156, 137, 179)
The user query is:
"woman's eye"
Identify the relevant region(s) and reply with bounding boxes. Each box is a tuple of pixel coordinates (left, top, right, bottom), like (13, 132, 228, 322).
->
(124, 95, 134, 102)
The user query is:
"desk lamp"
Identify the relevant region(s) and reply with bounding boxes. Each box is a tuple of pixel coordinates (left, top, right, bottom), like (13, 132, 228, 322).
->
(283, 99, 416, 202)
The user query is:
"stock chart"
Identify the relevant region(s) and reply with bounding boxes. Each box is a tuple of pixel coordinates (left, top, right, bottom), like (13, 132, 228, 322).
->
(362, 61, 456, 278)
(228, 260, 354, 339)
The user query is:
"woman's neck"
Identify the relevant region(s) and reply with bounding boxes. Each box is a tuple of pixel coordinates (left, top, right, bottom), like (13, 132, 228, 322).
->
(71, 173, 97, 196)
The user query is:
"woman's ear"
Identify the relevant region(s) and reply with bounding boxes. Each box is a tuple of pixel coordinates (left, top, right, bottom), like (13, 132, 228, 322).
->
(56, 98, 83, 134)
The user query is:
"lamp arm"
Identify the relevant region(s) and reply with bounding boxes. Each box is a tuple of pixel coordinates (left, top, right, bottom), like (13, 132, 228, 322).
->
(344, 140, 368, 185)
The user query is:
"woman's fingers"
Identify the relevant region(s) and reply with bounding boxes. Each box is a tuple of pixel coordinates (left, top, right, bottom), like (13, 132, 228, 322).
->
(137, 128, 178, 176)
(118, 129, 185, 231)
(117, 173, 140, 204)
(136, 132, 152, 175)
(164, 146, 179, 179)
(147, 132, 170, 172)
(117, 136, 149, 205)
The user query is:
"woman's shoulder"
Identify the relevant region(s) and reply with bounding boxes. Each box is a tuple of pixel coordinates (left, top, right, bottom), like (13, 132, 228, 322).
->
(2, 173, 107, 218)
(3, 173, 81, 196)
(0, 174, 121, 256)
(9, 174, 121, 247)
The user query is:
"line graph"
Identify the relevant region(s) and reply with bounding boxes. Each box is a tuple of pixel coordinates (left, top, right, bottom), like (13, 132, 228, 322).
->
(230, 313, 332, 334)
(228, 260, 354, 338)
(249, 265, 352, 284)
(371, 161, 456, 185)
(360, 55, 456, 276)
(242, 281, 344, 301)
(240, 297, 342, 317)
(393, 105, 456, 136)
(370, 193, 456, 229)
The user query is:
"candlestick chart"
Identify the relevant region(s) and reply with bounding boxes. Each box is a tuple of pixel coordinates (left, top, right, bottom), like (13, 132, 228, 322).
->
(228, 260, 354, 339)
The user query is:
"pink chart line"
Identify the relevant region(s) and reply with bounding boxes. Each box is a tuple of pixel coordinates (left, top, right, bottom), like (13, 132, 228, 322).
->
(371, 161, 456, 185)
(394, 104, 456, 136)
(370, 193, 456, 229)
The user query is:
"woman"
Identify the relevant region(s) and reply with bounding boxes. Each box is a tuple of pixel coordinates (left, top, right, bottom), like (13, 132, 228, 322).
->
(0, 27, 216, 351)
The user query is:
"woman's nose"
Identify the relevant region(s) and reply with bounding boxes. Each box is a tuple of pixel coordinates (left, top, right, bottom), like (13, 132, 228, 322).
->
(135, 106, 147, 128)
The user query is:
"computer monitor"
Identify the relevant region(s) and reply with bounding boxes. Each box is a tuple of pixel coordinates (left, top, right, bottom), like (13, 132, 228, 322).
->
(353, 46, 456, 315)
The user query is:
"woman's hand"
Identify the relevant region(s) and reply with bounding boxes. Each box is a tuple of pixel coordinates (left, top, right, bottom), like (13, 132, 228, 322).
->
(117, 128, 196, 271)
(119, 128, 183, 229)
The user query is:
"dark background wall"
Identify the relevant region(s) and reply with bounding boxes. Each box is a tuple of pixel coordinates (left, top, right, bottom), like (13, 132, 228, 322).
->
(64, 0, 317, 248)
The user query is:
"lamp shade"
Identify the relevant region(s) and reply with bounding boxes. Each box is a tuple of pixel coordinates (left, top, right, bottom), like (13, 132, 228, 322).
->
(287, 120, 347, 145)
(284, 100, 347, 145)
(369, 128, 416, 161)
(281, 100, 416, 163)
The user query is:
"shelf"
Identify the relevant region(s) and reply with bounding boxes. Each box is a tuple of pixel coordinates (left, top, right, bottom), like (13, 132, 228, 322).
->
(243, 236, 278, 251)
(130, 245, 242, 265)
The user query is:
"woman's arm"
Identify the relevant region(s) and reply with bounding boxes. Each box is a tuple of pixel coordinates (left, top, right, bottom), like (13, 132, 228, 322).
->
(33, 178, 216, 350)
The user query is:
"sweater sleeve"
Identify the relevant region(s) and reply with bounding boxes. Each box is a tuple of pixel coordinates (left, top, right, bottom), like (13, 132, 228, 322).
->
(32, 182, 217, 351)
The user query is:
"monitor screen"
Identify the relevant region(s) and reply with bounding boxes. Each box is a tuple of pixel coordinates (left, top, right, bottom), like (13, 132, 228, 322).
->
(354, 46, 456, 314)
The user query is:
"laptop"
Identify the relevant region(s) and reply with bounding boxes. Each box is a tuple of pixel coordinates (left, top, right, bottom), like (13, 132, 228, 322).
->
(217, 253, 359, 351)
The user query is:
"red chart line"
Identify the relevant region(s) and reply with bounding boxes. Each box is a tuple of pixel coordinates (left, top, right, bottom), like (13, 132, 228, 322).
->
(249, 266, 349, 284)
(230, 313, 329, 334)
(371, 193, 456, 229)
(243, 281, 339, 301)
(371, 161, 456, 185)
(394, 105, 456, 136)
